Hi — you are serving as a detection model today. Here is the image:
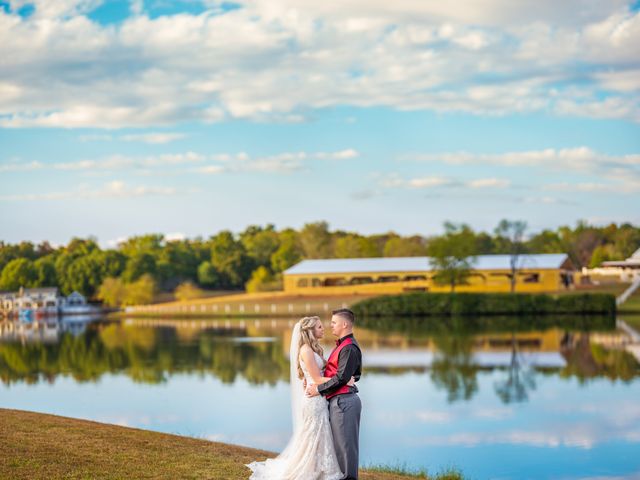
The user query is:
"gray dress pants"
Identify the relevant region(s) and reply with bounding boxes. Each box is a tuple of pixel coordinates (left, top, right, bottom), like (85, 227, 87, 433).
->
(328, 393, 362, 480)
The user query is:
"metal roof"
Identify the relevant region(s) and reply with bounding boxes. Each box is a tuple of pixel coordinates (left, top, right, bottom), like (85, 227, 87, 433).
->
(284, 253, 570, 275)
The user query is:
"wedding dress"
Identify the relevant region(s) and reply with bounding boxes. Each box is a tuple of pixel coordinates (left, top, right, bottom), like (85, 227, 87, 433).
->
(246, 323, 343, 480)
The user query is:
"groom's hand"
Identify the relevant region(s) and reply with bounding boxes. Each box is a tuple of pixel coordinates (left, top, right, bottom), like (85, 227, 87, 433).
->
(305, 384, 320, 397)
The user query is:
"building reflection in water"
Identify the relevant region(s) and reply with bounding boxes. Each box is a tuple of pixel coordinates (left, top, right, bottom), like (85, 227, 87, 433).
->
(1, 315, 638, 401)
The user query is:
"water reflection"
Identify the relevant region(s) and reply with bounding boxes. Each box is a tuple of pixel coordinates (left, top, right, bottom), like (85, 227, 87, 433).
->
(1, 316, 638, 402)
(1, 315, 640, 480)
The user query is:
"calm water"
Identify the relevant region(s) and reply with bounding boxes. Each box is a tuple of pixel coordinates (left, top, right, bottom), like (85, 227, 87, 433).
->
(1, 315, 639, 480)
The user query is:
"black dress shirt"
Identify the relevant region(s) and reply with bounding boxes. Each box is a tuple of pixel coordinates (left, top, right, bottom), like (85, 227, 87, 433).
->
(318, 333, 362, 397)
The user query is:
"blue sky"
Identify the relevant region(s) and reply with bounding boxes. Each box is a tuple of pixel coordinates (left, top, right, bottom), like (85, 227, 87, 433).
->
(0, 0, 639, 247)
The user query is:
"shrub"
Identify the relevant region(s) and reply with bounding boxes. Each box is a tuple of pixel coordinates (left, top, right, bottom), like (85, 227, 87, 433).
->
(352, 292, 616, 318)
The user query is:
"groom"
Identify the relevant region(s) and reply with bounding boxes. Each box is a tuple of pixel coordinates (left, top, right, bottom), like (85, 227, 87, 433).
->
(306, 308, 362, 480)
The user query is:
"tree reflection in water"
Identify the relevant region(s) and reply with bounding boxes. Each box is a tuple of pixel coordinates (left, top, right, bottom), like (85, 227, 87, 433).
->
(430, 333, 479, 402)
(493, 334, 536, 404)
(0, 316, 638, 404)
(0, 321, 289, 386)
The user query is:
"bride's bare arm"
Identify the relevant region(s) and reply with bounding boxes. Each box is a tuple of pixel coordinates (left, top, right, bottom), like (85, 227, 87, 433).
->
(300, 345, 331, 384)
(300, 345, 356, 386)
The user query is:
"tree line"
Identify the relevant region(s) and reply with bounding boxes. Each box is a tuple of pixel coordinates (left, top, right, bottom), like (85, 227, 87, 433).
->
(0, 220, 638, 304)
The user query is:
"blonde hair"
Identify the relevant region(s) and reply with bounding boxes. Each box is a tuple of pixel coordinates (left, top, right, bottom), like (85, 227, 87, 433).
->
(297, 316, 326, 379)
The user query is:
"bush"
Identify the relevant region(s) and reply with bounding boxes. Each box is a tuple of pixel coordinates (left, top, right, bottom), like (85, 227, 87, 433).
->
(174, 281, 206, 302)
(352, 292, 616, 318)
(245, 266, 282, 293)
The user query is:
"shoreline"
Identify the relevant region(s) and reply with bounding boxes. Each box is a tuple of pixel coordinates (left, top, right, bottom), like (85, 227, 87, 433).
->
(0, 408, 462, 480)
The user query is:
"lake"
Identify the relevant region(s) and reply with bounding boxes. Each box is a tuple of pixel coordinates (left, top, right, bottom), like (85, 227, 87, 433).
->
(1, 314, 639, 480)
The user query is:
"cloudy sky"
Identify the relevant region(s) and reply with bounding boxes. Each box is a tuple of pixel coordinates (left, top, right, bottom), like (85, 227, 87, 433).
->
(1, 0, 639, 247)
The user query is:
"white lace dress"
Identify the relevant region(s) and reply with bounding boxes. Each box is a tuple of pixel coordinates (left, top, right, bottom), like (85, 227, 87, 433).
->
(246, 351, 343, 480)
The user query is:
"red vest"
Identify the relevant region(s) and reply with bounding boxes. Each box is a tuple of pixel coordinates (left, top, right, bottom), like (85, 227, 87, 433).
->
(324, 336, 355, 400)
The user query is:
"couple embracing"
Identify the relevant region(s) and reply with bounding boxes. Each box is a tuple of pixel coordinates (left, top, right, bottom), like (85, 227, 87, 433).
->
(247, 308, 363, 480)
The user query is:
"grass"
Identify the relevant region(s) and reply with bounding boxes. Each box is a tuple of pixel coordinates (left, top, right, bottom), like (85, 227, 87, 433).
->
(564, 282, 640, 313)
(621, 314, 640, 331)
(0, 408, 464, 480)
(619, 291, 640, 313)
(365, 463, 464, 479)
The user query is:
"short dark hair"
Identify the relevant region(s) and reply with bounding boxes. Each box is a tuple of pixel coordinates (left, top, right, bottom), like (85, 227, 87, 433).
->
(332, 308, 355, 325)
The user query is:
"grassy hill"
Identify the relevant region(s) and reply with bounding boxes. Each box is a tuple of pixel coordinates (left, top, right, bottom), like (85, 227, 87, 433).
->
(0, 408, 463, 480)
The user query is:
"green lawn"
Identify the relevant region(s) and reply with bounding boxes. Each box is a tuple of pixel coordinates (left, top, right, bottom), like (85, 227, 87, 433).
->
(621, 314, 640, 331)
(0, 408, 464, 480)
(619, 291, 640, 313)
(565, 282, 640, 313)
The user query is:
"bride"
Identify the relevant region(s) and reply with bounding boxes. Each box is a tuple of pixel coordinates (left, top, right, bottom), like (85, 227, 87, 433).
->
(246, 316, 354, 480)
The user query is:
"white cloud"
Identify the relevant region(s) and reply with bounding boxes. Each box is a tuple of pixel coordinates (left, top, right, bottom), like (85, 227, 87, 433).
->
(408, 176, 452, 188)
(408, 427, 603, 449)
(0, 2, 638, 127)
(0, 160, 44, 172)
(193, 149, 360, 174)
(0, 180, 193, 201)
(120, 132, 186, 144)
(545, 180, 640, 194)
(379, 174, 512, 190)
(164, 232, 187, 242)
(468, 178, 511, 188)
(78, 132, 187, 144)
(194, 165, 225, 174)
(1, 149, 358, 177)
(315, 148, 360, 160)
(411, 146, 640, 178)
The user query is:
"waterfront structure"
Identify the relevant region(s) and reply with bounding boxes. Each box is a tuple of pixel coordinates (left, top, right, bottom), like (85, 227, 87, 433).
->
(584, 247, 640, 282)
(0, 287, 91, 317)
(283, 253, 575, 294)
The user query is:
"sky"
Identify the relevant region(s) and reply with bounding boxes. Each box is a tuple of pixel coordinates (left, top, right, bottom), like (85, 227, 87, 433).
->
(0, 0, 639, 248)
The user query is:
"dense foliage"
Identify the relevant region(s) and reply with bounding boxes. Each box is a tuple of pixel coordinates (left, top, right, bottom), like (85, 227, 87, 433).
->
(0, 220, 638, 301)
(352, 292, 617, 317)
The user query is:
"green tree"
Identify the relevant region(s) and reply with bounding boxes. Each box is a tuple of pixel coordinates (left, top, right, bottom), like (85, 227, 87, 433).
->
(65, 237, 100, 257)
(117, 234, 164, 257)
(0, 241, 38, 273)
(64, 254, 104, 297)
(299, 221, 332, 258)
(33, 255, 58, 287)
(427, 223, 477, 292)
(245, 266, 280, 293)
(0, 258, 38, 290)
(97, 277, 126, 307)
(383, 235, 427, 257)
(494, 219, 528, 293)
(527, 229, 565, 254)
(156, 240, 201, 289)
(122, 253, 157, 283)
(197, 261, 220, 288)
(270, 230, 302, 273)
(97, 250, 127, 278)
(335, 234, 379, 258)
(613, 224, 640, 259)
(209, 231, 253, 288)
(123, 274, 156, 306)
(240, 224, 280, 267)
(589, 245, 612, 268)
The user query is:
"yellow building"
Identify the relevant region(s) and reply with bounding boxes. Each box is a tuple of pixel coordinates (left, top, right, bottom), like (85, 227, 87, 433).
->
(283, 254, 575, 294)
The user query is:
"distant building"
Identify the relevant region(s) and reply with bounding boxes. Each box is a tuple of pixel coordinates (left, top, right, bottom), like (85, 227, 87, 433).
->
(64, 291, 88, 307)
(283, 253, 575, 294)
(584, 247, 640, 282)
(0, 287, 88, 315)
(3, 287, 63, 312)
